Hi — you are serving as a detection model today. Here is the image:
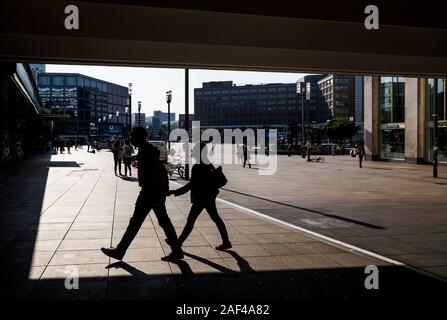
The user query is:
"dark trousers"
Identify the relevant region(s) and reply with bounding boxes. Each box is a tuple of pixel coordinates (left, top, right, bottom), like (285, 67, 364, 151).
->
(114, 158, 122, 174)
(117, 191, 180, 254)
(359, 154, 364, 168)
(123, 157, 132, 176)
(243, 157, 251, 168)
(178, 199, 229, 244)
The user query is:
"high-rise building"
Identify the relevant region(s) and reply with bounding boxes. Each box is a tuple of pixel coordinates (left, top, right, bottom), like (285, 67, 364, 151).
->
(153, 110, 175, 123)
(318, 74, 356, 120)
(134, 112, 146, 128)
(296, 75, 328, 125)
(37, 73, 130, 141)
(194, 81, 303, 130)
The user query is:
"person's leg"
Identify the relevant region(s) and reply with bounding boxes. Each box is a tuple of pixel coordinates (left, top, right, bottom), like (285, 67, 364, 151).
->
(114, 159, 118, 175)
(205, 200, 230, 244)
(124, 159, 128, 176)
(152, 198, 182, 254)
(115, 192, 151, 254)
(119, 159, 122, 175)
(178, 203, 203, 245)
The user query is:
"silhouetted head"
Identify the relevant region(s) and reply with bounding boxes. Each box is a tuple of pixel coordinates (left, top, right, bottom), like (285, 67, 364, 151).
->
(124, 139, 130, 146)
(131, 127, 147, 147)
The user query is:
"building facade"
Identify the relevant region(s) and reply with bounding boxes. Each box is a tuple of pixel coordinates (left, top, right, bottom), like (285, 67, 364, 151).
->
(297, 75, 328, 125)
(318, 74, 356, 121)
(37, 73, 130, 141)
(194, 81, 302, 130)
(364, 76, 447, 164)
(133, 112, 146, 128)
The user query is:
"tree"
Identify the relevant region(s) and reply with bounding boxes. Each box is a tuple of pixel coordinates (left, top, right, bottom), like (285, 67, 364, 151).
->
(323, 117, 358, 142)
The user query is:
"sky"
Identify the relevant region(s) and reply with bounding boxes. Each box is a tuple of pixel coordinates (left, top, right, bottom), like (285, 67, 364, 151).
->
(46, 64, 311, 120)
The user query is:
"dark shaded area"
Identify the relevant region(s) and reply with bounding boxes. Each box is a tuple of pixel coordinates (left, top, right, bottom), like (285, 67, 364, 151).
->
(221, 188, 384, 229)
(44, 161, 81, 167)
(76, 0, 447, 29)
(14, 262, 447, 300)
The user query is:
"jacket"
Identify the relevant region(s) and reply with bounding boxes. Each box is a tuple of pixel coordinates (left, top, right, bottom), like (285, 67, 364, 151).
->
(174, 163, 219, 204)
(137, 142, 169, 198)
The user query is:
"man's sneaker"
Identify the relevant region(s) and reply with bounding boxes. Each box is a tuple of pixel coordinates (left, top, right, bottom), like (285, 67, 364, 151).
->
(161, 250, 184, 262)
(101, 247, 124, 260)
(215, 241, 232, 251)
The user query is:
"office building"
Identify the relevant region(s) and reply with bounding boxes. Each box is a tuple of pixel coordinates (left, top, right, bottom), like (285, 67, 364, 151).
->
(37, 73, 130, 141)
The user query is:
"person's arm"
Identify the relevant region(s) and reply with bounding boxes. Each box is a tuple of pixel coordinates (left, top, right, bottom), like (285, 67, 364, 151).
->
(171, 182, 192, 196)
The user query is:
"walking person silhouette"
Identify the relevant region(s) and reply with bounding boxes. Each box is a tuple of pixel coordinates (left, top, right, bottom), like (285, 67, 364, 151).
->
(101, 127, 183, 261)
(168, 142, 232, 251)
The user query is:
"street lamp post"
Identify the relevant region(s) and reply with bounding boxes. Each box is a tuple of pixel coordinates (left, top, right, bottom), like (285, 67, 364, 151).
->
(306, 82, 311, 161)
(297, 82, 305, 158)
(125, 107, 129, 138)
(128, 83, 132, 135)
(166, 90, 172, 149)
(138, 101, 141, 128)
(98, 118, 101, 143)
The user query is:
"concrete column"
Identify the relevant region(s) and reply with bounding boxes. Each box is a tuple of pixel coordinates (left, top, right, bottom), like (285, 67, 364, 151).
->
(404, 78, 423, 163)
(363, 76, 380, 160)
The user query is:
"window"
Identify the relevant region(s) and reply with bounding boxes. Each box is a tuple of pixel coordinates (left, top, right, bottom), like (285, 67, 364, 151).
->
(66, 76, 76, 86)
(38, 76, 50, 86)
(52, 76, 64, 86)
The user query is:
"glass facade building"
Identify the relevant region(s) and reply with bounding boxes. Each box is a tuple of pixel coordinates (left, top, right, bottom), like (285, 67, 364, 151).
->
(380, 76, 406, 160)
(37, 73, 130, 141)
(426, 78, 447, 163)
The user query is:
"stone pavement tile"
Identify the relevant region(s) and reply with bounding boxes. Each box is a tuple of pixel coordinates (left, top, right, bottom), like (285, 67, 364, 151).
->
(128, 237, 162, 249)
(41, 263, 109, 280)
(0, 223, 29, 232)
(66, 229, 112, 240)
(390, 253, 447, 267)
(259, 243, 315, 256)
(108, 261, 172, 278)
(108, 276, 177, 300)
(276, 254, 344, 270)
(217, 244, 271, 258)
(26, 223, 71, 231)
(181, 235, 210, 247)
(16, 230, 68, 241)
(170, 258, 232, 275)
(203, 234, 255, 246)
(113, 227, 156, 239)
(425, 266, 447, 279)
(235, 225, 296, 235)
(0, 251, 54, 270)
(224, 256, 288, 272)
(42, 206, 81, 216)
(70, 222, 113, 230)
(226, 219, 272, 227)
(58, 238, 111, 251)
(49, 249, 109, 265)
(75, 215, 114, 222)
(2, 239, 61, 252)
(325, 253, 386, 268)
(38, 214, 78, 223)
(196, 225, 242, 236)
(182, 246, 221, 260)
(110, 247, 165, 263)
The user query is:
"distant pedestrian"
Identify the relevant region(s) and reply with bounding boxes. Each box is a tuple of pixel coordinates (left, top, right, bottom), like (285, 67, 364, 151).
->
(358, 142, 365, 168)
(122, 139, 134, 176)
(331, 144, 335, 156)
(112, 140, 123, 176)
(243, 142, 251, 168)
(287, 143, 292, 157)
(66, 140, 72, 154)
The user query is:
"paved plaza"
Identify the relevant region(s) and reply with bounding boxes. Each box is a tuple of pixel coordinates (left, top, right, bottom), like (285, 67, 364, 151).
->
(218, 152, 447, 280)
(0, 148, 445, 300)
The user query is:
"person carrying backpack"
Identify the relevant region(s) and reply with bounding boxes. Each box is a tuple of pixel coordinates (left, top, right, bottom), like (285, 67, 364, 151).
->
(168, 142, 232, 251)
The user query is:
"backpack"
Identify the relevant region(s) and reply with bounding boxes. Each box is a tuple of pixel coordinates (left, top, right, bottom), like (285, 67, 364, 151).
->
(212, 165, 227, 188)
